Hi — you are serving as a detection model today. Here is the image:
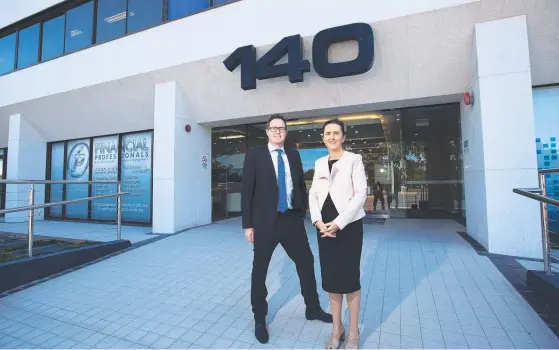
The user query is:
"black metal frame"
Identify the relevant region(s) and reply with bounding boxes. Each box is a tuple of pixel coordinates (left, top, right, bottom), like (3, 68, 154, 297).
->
(45, 129, 154, 226)
(0, 0, 239, 77)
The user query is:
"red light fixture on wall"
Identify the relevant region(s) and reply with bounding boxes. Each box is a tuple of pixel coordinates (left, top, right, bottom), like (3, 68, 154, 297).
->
(464, 91, 475, 106)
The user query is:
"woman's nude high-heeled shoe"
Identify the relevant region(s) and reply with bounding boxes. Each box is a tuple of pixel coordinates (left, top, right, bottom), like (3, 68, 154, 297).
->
(325, 327, 346, 349)
(344, 330, 359, 349)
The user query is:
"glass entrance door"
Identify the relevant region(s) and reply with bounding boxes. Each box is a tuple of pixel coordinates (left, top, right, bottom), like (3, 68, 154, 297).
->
(400, 104, 464, 220)
(209, 103, 465, 223)
(288, 111, 404, 219)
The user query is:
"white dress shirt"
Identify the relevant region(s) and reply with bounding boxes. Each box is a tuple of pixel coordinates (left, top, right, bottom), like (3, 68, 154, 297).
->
(268, 143, 293, 209)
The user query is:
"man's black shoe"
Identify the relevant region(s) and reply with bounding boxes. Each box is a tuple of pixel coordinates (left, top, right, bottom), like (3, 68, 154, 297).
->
(305, 307, 333, 323)
(255, 323, 269, 344)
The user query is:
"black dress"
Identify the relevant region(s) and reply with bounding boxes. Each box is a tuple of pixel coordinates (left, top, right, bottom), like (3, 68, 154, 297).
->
(316, 159, 364, 294)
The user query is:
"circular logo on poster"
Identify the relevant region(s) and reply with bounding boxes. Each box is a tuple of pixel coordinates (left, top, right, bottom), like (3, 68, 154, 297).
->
(67, 142, 90, 178)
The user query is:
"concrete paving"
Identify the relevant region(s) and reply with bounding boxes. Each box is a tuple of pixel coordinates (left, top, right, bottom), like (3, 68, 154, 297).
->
(0, 218, 558, 349)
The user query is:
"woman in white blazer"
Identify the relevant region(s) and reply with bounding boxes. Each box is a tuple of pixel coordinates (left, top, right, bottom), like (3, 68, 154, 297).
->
(309, 119, 367, 349)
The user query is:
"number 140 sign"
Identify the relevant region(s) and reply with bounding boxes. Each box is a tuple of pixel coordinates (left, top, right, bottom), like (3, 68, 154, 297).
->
(223, 22, 375, 91)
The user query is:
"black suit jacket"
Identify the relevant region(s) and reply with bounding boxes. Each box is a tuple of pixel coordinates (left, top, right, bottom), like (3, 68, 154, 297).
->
(241, 145, 308, 233)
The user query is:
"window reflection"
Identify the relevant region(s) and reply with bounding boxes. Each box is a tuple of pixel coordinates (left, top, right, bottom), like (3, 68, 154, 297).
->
(41, 15, 65, 61)
(17, 24, 40, 69)
(96, 0, 127, 44)
(127, 0, 163, 34)
(65, 1, 94, 54)
(0, 33, 16, 75)
(168, 0, 209, 20)
(212, 126, 247, 221)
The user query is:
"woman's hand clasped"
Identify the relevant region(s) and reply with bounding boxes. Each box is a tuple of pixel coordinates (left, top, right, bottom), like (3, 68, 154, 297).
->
(317, 221, 340, 238)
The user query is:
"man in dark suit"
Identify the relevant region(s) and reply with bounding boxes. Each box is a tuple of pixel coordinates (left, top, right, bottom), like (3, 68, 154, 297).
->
(241, 114, 332, 343)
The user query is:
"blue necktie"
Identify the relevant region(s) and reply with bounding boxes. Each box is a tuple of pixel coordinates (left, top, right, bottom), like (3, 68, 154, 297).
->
(275, 149, 288, 213)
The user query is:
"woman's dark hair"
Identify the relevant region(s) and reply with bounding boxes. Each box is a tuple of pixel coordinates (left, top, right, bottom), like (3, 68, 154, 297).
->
(322, 119, 346, 135)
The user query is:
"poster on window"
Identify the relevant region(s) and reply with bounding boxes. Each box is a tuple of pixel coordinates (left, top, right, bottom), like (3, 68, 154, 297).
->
(49, 143, 65, 217)
(91, 135, 119, 220)
(65, 138, 90, 219)
(121, 132, 152, 223)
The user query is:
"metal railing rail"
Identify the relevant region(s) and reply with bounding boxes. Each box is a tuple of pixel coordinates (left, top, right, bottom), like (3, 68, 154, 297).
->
(513, 169, 559, 274)
(0, 180, 128, 258)
(0, 180, 122, 184)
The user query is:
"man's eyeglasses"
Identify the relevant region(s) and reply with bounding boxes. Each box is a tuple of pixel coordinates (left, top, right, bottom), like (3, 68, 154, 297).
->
(268, 127, 286, 133)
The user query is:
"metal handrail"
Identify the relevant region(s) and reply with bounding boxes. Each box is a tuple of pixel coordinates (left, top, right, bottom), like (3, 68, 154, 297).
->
(513, 168, 559, 274)
(0, 180, 121, 184)
(513, 188, 559, 207)
(0, 180, 128, 258)
(0, 193, 129, 215)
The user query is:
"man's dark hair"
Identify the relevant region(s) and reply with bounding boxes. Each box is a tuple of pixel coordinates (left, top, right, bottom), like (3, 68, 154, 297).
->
(322, 118, 346, 135)
(267, 114, 287, 129)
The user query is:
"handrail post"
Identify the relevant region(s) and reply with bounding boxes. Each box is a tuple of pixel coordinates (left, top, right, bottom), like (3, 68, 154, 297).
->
(538, 173, 551, 274)
(117, 183, 122, 241)
(28, 184, 35, 258)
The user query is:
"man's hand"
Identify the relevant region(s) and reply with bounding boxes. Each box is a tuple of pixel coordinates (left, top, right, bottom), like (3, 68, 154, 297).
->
(245, 228, 255, 243)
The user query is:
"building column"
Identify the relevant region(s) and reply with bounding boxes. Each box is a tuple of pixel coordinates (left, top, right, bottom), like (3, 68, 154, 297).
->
(5, 114, 47, 223)
(461, 15, 541, 259)
(153, 81, 212, 233)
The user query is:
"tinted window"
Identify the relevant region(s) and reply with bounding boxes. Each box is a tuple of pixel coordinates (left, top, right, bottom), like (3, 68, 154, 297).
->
(0, 33, 16, 75)
(212, 0, 231, 6)
(96, 0, 127, 44)
(49, 142, 65, 218)
(42, 15, 65, 61)
(168, 0, 208, 20)
(17, 24, 40, 69)
(127, 0, 163, 34)
(65, 1, 94, 53)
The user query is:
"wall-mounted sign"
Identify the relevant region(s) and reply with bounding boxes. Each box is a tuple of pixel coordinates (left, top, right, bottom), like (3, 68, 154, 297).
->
(201, 155, 208, 169)
(223, 22, 375, 91)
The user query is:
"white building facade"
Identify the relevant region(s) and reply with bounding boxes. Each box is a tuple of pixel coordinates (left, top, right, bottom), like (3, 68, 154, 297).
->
(0, 0, 558, 259)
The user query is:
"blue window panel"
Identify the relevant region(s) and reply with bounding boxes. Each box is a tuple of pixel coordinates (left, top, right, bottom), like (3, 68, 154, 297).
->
(544, 144, 549, 148)
(65, 138, 91, 219)
(537, 150, 542, 154)
(17, 24, 40, 69)
(49, 142, 65, 217)
(127, 0, 163, 34)
(96, 0, 127, 44)
(536, 138, 541, 142)
(168, 0, 209, 20)
(41, 15, 65, 61)
(545, 161, 551, 166)
(552, 137, 557, 142)
(212, 0, 231, 6)
(553, 150, 558, 154)
(552, 143, 557, 148)
(0, 33, 16, 75)
(545, 156, 550, 160)
(65, 1, 94, 54)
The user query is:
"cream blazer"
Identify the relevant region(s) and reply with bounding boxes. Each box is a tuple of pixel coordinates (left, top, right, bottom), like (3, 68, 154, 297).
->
(309, 151, 367, 230)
